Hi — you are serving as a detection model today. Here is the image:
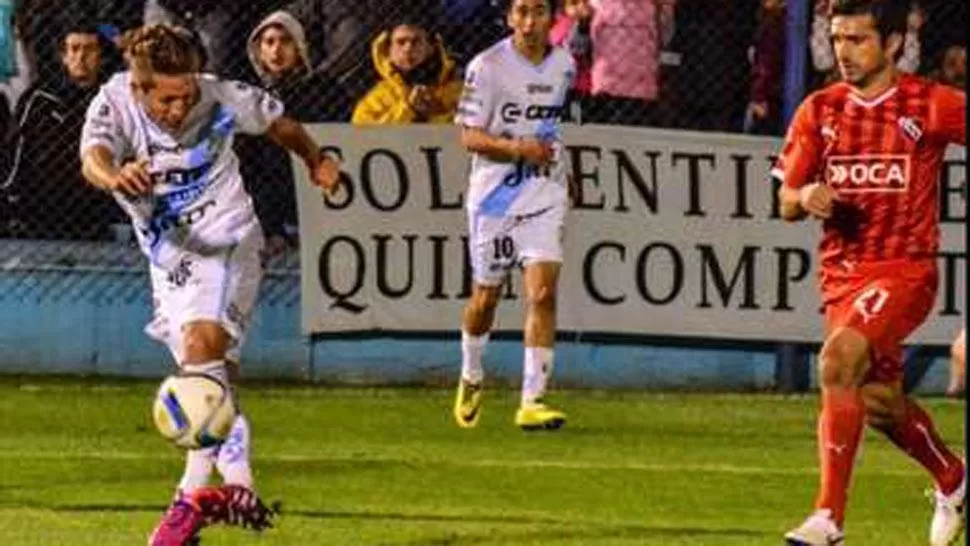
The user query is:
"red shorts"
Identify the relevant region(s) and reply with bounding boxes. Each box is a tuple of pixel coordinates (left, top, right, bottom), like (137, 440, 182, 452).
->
(820, 259, 938, 384)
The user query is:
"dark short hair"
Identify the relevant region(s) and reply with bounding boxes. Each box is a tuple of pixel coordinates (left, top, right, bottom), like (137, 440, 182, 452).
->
(829, 0, 910, 42)
(59, 23, 103, 51)
(505, 0, 559, 14)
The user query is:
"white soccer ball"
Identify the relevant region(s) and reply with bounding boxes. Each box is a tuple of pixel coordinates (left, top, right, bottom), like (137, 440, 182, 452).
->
(152, 374, 236, 449)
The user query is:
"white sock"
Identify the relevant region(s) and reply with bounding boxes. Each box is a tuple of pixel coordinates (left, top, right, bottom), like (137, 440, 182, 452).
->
(522, 347, 554, 406)
(177, 446, 218, 496)
(216, 413, 253, 488)
(184, 359, 229, 387)
(461, 331, 489, 384)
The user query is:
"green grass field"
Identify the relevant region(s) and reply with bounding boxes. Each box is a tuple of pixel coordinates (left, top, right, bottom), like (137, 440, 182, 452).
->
(0, 379, 964, 546)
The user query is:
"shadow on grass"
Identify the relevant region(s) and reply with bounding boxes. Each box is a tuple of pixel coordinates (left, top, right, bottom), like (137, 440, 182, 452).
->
(34, 503, 766, 544)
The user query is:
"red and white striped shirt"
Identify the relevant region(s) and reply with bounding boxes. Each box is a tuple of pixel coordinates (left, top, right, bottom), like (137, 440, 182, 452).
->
(773, 74, 965, 268)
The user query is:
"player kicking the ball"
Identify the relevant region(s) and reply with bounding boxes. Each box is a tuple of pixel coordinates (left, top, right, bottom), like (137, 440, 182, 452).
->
(453, 0, 574, 431)
(79, 24, 338, 545)
(774, 1, 966, 545)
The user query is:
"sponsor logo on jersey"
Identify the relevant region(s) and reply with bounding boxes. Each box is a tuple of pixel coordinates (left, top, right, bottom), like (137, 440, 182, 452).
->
(500, 103, 563, 123)
(526, 83, 554, 95)
(825, 154, 909, 192)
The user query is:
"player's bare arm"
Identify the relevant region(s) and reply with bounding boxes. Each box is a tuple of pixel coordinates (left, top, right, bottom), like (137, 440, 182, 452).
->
(81, 144, 152, 195)
(460, 126, 553, 166)
(265, 116, 340, 194)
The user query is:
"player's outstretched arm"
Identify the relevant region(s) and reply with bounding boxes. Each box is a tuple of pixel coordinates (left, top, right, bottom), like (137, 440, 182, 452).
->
(81, 145, 152, 195)
(265, 116, 340, 194)
(460, 127, 553, 166)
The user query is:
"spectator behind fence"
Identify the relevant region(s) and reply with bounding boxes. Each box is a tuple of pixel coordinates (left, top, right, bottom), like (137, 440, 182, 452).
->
(285, 0, 373, 103)
(144, 0, 258, 79)
(744, 0, 785, 136)
(236, 9, 348, 253)
(928, 44, 965, 90)
(436, 0, 506, 65)
(550, 0, 593, 109)
(662, 0, 758, 132)
(582, 0, 674, 126)
(352, 18, 462, 124)
(1, 24, 119, 240)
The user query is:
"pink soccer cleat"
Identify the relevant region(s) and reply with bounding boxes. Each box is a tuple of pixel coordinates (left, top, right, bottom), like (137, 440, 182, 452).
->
(148, 500, 204, 546)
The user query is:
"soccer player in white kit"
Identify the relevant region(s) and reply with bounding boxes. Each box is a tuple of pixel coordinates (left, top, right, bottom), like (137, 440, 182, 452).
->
(78, 25, 338, 545)
(453, 0, 575, 431)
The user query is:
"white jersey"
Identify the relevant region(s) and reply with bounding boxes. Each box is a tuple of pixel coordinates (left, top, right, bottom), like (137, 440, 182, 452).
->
(80, 72, 284, 267)
(456, 39, 575, 217)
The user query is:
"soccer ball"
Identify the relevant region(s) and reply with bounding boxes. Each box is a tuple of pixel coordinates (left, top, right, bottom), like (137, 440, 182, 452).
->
(152, 374, 236, 449)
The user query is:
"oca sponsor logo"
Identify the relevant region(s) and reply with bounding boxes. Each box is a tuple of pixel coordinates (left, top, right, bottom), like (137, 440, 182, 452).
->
(826, 154, 909, 193)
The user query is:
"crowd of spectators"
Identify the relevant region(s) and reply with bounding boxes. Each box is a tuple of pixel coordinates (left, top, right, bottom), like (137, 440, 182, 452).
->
(0, 0, 964, 245)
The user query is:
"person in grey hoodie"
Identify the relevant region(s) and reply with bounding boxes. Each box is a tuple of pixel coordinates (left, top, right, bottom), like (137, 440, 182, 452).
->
(235, 10, 346, 254)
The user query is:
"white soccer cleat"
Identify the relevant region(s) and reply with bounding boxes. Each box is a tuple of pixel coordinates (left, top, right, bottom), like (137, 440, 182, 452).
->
(784, 510, 845, 546)
(930, 474, 966, 546)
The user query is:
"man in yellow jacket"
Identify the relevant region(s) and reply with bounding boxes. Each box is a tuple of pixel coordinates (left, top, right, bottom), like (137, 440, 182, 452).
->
(352, 19, 463, 124)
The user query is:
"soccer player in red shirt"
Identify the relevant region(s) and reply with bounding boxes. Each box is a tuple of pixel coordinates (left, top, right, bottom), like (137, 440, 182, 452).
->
(773, 1, 966, 545)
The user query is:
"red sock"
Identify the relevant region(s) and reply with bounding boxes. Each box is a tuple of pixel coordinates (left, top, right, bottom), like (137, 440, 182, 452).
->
(884, 400, 965, 494)
(814, 389, 865, 526)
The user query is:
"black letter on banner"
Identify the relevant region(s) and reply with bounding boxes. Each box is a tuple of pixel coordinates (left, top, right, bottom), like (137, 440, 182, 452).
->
(730, 154, 754, 219)
(458, 235, 473, 298)
(697, 245, 760, 309)
(772, 247, 811, 311)
(937, 251, 965, 316)
(361, 149, 409, 211)
(427, 235, 449, 300)
(671, 152, 715, 217)
(320, 146, 354, 209)
(318, 236, 366, 313)
(939, 158, 966, 223)
(501, 272, 518, 300)
(423, 147, 463, 209)
(767, 155, 781, 219)
(567, 145, 605, 210)
(614, 150, 659, 213)
(374, 234, 417, 298)
(583, 242, 626, 304)
(635, 243, 684, 305)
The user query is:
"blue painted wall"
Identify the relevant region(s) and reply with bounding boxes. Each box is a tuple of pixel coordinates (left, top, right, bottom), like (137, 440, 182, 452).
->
(0, 242, 953, 393)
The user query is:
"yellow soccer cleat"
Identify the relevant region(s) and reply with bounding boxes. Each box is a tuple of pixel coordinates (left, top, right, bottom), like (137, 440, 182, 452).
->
(514, 401, 566, 431)
(453, 379, 484, 428)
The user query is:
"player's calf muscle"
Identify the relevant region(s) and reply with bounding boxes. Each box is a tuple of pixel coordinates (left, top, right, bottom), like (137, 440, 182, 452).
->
(463, 286, 500, 334)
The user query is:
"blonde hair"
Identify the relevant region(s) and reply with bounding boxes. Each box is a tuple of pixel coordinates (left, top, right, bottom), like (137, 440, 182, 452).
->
(121, 24, 202, 86)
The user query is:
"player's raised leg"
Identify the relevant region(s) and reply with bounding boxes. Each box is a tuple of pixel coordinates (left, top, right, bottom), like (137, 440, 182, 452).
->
(515, 261, 566, 431)
(785, 326, 869, 545)
(455, 283, 502, 428)
(946, 329, 965, 398)
(862, 381, 966, 546)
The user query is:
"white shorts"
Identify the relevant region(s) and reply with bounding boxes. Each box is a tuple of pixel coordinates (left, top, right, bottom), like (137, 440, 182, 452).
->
(467, 206, 565, 287)
(145, 227, 264, 364)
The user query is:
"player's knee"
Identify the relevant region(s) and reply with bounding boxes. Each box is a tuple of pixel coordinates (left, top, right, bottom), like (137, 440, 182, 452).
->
(182, 322, 230, 364)
(952, 333, 965, 366)
(525, 283, 556, 312)
(861, 384, 905, 430)
(817, 328, 869, 388)
(468, 286, 500, 312)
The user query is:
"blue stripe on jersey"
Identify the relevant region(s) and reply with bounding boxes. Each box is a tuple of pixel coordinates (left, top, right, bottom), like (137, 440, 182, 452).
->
(477, 164, 528, 217)
(145, 105, 238, 253)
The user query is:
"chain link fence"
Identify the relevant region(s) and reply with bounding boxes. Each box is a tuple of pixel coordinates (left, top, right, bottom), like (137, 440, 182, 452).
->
(0, 0, 965, 304)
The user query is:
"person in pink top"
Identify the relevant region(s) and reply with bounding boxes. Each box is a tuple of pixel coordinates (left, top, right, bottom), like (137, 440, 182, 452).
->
(549, 0, 593, 98)
(584, 0, 674, 125)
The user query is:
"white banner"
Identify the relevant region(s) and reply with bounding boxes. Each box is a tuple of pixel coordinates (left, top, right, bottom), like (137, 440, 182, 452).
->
(296, 124, 965, 344)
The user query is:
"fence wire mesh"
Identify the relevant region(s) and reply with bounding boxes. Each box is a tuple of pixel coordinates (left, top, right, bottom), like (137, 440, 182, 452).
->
(0, 0, 965, 305)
